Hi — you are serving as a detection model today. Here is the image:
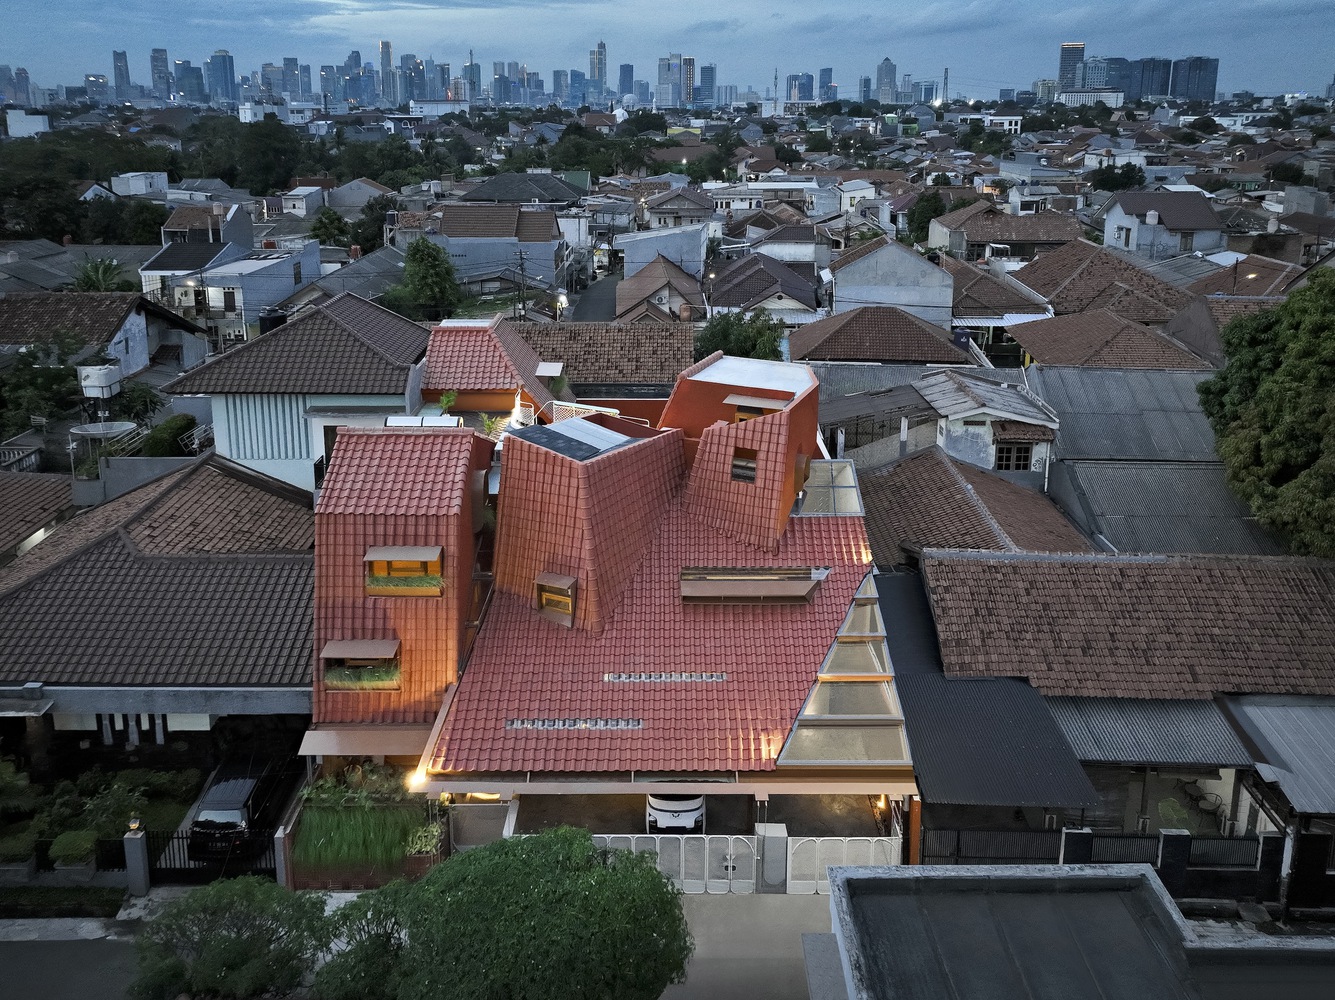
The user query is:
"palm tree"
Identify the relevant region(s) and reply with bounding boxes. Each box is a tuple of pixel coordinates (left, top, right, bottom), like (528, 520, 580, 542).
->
(72, 257, 133, 292)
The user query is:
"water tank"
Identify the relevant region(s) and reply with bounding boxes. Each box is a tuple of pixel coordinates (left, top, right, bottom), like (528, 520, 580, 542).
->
(258, 308, 288, 335)
(1145, 209, 1160, 227)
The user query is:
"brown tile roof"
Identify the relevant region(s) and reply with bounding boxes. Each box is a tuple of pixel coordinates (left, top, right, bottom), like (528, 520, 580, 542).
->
(0, 292, 145, 348)
(1014, 240, 1196, 324)
(1005, 310, 1209, 369)
(317, 426, 481, 517)
(1187, 255, 1301, 297)
(860, 448, 1091, 565)
(615, 255, 704, 321)
(790, 306, 968, 364)
(1110, 191, 1222, 232)
(423, 318, 561, 409)
(830, 234, 891, 272)
(433, 204, 561, 242)
(922, 551, 1335, 699)
(0, 472, 72, 556)
(514, 322, 694, 387)
(930, 200, 994, 231)
(936, 256, 1049, 318)
(163, 205, 225, 231)
(645, 187, 714, 211)
(710, 253, 819, 311)
(1203, 296, 1285, 328)
(164, 292, 429, 395)
(955, 208, 1085, 244)
(0, 458, 313, 687)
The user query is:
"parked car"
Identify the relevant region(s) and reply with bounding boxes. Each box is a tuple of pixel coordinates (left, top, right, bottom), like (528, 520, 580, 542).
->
(646, 793, 705, 833)
(187, 756, 298, 862)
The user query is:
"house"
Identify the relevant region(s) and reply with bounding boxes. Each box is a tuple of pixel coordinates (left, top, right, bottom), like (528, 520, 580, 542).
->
(0, 291, 210, 375)
(278, 245, 408, 311)
(827, 236, 954, 326)
(927, 201, 1084, 262)
(750, 225, 832, 276)
(0, 457, 314, 759)
(393, 205, 571, 296)
(707, 253, 821, 323)
(72, 180, 115, 202)
(281, 187, 327, 218)
(160, 204, 253, 248)
(1102, 191, 1226, 258)
(0, 471, 72, 564)
(643, 187, 715, 229)
(790, 306, 971, 365)
(934, 255, 1052, 365)
(188, 242, 322, 344)
(1003, 311, 1209, 369)
(459, 172, 584, 208)
(422, 316, 571, 417)
(326, 177, 395, 210)
(408, 353, 914, 810)
(0, 240, 161, 294)
(614, 254, 704, 322)
(614, 223, 709, 280)
(1027, 365, 1283, 555)
(163, 293, 432, 492)
(109, 172, 168, 197)
(139, 242, 250, 317)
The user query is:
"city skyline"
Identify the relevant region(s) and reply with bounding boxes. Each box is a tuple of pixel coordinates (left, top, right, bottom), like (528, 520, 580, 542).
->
(4, 0, 1334, 100)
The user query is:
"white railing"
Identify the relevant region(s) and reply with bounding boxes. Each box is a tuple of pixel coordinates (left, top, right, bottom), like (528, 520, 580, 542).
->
(592, 834, 757, 894)
(786, 836, 903, 894)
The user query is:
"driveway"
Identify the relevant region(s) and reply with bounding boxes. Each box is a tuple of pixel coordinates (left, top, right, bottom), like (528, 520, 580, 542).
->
(570, 273, 619, 321)
(0, 940, 137, 1000)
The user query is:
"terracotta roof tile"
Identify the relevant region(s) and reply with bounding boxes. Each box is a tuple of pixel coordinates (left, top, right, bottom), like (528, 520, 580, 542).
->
(1187, 255, 1300, 297)
(1014, 240, 1196, 324)
(1110, 192, 1222, 232)
(423, 318, 562, 408)
(0, 292, 150, 348)
(318, 427, 482, 517)
(790, 306, 968, 364)
(710, 253, 819, 311)
(1005, 310, 1209, 369)
(935, 256, 1049, 318)
(514, 322, 694, 387)
(923, 551, 1335, 698)
(830, 235, 891, 273)
(615, 255, 704, 320)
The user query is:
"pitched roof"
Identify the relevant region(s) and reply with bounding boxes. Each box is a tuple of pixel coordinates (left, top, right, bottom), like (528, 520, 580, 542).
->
(459, 172, 582, 204)
(860, 448, 1091, 565)
(947, 206, 1085, 244)
(1014, 240, 1196, 324)
(790, 307, 968, 364)
(710, 253, 819, 311)
(164, 293, 428, 395)
(141, 242, 237, 273)
(935, 256, 1049, 319)
(1186, 255, 1301, 297)
(644, 186, 714, 211)
(423, 317, 560, 409)
(1224, 695, 1335, 814)
(1005, 310, 1209, 369)
(0, 458, 313, 687)
(614, 254, 704, 320)
(434, 204, 562, 242)
(0, 292, 199, 349)
(929, 199, 994, 231)
(1047, 697, 1252, 767)
(1110, 191, 1222, 231)
(921, 551, 1335, 699)
(810, 362, 1026, 403)
(0, 472, 72, 555)
(317, 427, 480, 516)
(513, 321, 694, 389)
(830, 234, 892, 272)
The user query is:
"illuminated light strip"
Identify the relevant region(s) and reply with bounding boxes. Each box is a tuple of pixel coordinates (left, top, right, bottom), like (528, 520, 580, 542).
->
(602, 672, 727, 683)
(505, 718, 644, 730)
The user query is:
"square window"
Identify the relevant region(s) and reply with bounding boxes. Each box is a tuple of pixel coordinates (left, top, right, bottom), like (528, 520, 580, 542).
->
(731, 447, 758, 483)
(995, 443, 1032, 472)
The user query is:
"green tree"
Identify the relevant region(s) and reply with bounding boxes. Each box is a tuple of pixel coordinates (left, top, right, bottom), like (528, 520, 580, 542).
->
(905, 191, 947, 243)
(350, 194, 400, 252)
(1268, 161, 1304, 184)
(1199, 270, 1335, 555)
(694, 309, 784, 362)
(1086, 162, 1146, 192)
(131, 876, 330, 1000)
(383, 237, 461, 321)
(309, 207, 352, 247)
(393, 827, 691, 1000)
(0, 330, 83, 438)
(804, 132, 833, 153)
(72, 257, 135, 291)
(236, 114, 304, 194)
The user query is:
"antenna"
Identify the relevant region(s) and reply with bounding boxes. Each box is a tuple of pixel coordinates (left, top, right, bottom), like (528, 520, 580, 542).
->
(942, 68, 948, 104)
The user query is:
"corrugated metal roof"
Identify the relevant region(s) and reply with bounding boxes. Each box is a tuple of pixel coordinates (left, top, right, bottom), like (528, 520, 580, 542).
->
(877, 573, 1099, 808)
(1224, 695, 1335, 815)
(1026, 366, 1217, 461)
(1047, 697, 1252, 767)
(1050, 460, 1283, 555)
(811, 362, 1026, 405)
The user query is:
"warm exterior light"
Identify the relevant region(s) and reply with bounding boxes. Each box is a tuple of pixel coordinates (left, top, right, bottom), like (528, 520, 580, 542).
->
(469, 791, 501, 802)
(127, 816, 141, 831)
(406, 769, 427, 791)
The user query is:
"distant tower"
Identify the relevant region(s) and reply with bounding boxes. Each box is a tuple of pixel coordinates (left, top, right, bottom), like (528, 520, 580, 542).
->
(112, 50, 131, 100)
(1058, 42, 1085, 91)
(380, 40, 395, 104)
(942, 67, 948, 104)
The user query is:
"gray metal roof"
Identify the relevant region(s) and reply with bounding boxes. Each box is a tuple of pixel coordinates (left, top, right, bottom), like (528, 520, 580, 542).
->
(1223, 695, 1335, 815)
(1047, 697, 1252, 767)
(1026, 366, 1218, 461)
(877, 573, 1099, 808)
(1048, 460, 1283, 555)
(810, 362, 1025, 405)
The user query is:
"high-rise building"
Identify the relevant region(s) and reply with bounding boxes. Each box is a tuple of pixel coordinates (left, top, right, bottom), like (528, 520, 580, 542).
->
(1058, 42, 1085, 91)
(282, 57, 299, 96)
(261, 63, 283, 95)
(819, 67, 835, 103)
(1327, 70, 1335, 101)
(1131, 58, 1172, 100)
(695, 63, 717, 108)
(657, 53, 682, 108)
(681, 56, 696, 106)
(1077, 57, 1107, 89)
(319, 65, 338, 102)
(14, 67, 31, 106)
(876, 57, 896, 104)
(618, 63, 634, 99)
(150, 48, 170, 99)
(173, 61, 205, 103)
(552, 69, 569, 103)
(112, 50, 131, 100)
(634, 80, 651, 104)
(786, 72, 813, 102)
(589, 40, 607, 96)
(206, 50, 237, 104)
(1032, 79, 1058, 103)
(569, 69, 587, 106)
(717, 84, 737, 108)
(299, 65, 312, 100)
(380, 41, 395, 104)
(999, 88, 1016, 102)
(913, 80, 937, 104)
(462, 57, 481, 101)
(84, 74, 110, 102)
(858, 76, 871, 103)
(1170, 56, 1219, 102)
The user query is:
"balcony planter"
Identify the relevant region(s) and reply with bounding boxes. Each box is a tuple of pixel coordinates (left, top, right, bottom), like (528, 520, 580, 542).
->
(403, 822, 445, 880)
(365, 574, 443, 597)
(325, 664, 402, 691)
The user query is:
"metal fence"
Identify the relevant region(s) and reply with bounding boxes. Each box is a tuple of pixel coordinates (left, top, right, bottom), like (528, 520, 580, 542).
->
(147, 829, 276, 884)
(1189, 836, 1260, 869)
(787, 837, 903, 894)
(1090, 834, 1160, 865)
(592, 834, 757, 894)
(922, 829, 1062, 865)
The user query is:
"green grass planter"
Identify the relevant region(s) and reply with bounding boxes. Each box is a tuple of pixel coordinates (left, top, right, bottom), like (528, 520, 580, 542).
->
(49, 828, 97, 866)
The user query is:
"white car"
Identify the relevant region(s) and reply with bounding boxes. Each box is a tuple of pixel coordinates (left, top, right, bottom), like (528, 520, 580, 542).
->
(646, 793, 705, 832)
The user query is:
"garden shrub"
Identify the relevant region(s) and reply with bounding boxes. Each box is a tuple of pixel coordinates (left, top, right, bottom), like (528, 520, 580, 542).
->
(0, 827, 37, 862)
(313, 880, 411, 1000)
(49, 828, 97, 865)
(141, 413, 196, 457)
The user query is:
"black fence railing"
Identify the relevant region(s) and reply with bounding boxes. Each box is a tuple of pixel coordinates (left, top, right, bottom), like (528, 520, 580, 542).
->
(147, 829, 277, 884)
(95, 839, 127, 871)
(1189, 836, 1260, 869)
(922, 828, 1062, 865)
(1091, 834, 1159, 865)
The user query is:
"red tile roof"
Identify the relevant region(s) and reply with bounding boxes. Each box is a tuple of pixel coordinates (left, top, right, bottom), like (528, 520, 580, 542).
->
(429, 502, 870, 773)
(1005, 310, 1209, 369)
(789, 306, 968, 364)
(423, 317, 561, 409)
(318, 427, 482, 516)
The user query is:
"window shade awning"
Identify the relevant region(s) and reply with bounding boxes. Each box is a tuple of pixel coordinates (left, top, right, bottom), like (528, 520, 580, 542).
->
(320, 639, 401, 660)
(364, 546, 442, 563)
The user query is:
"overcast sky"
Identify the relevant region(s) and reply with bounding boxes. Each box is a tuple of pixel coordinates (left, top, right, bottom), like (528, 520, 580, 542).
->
(6, 0, 1334, 99)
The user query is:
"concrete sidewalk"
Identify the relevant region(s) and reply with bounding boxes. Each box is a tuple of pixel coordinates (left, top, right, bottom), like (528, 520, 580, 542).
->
(663, 893, 832, 1000)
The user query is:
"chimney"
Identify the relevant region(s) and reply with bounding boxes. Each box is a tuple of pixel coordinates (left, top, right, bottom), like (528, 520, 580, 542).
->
(349, 244, 363, 260)
(63, 235, 73, 246)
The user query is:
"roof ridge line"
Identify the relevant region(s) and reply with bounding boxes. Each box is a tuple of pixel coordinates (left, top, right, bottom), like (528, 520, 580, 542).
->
(323, 299, 420, 370)
(938, 451, 1018, 552)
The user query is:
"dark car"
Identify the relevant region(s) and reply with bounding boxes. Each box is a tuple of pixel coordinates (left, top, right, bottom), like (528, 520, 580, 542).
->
(187, 757, 297, 863)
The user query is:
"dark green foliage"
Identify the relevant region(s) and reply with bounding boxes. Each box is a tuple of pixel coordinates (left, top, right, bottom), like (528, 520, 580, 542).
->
(694, 310, 784, 362)
(350, 194, 399, 253)
(292, 806, 421, 867)
(236, 115, 305, 194)
(132, 876, 330, 1000)
(141, 413, 196, 457)
(82, 783, 148, 838)
(392, 826, 691, 1000)
(0, 330, 83, 438)
(72, 257, 136, 291)
(0, 886, 126, 917)
(381, 237, 461, 321)
(906, 192, 947, 243)
(309, 207, 351, 247)
(78, 199, 170, 246)
(1199, 270, 1335, 555)
(956, 123, 1011, 156)
(0, 827, 37, 863)
(48, 828, 97, 864)
(111, 382, 165, 423)
(1268, 161, 1304, 184)
(312, 880, 412, 1000)
(1086, 162, 1146, 192)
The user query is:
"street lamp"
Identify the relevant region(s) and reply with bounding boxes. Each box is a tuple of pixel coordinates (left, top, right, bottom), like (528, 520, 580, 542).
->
(555, 290, 568, 323)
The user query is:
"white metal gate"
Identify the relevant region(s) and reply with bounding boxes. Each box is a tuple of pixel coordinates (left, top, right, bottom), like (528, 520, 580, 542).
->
(593, 835, 757, 893)
(786, 836, 903, 894)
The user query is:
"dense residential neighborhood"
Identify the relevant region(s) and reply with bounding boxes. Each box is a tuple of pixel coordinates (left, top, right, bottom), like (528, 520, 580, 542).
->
(3, 21, 1335, 1000)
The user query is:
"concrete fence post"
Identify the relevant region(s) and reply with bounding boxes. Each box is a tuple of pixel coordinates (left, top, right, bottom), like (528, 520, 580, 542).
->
(1059, 827, 1093, 865)
(123, 830, 150, 896)
(273, 826, 291, 890)
(1157, 828, 1192, 897)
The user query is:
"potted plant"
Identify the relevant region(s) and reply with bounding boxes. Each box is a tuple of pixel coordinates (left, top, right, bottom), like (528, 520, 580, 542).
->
(50, 828, 98, 881)
(403, 822, 444, 879)
(0, 828, 38, 882)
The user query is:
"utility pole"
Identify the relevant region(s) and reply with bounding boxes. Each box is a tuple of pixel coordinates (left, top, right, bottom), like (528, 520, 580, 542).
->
(513, 249, 529, 318)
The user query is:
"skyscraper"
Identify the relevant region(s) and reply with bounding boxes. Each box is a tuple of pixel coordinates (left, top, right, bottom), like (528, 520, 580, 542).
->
(112, 50, 131, 100)
(858, 76, 871, 103)
(1132, 58, 1173, 100)
(552, 69, 569, 103)
(875, 57, 896, 104)
(1058, 42, 1085, 91)
(618, 63, 634, 98)
(786, 72, 813, 102)
(150, 48, 170, 99)
(205, 50, 237, 104)
(569, 69, 587, 106)
(299, 65, 312, 100)
(319, 65, 338, 102)
(657, 53, 682, 108)
(173, 61, 205, 104)
(380, 41, 395, 104)
(282, 57, 299, 96)
(819, 67, 835, 103)
(589, 40, 607, 96)
(681, 56, 696, 107)
(1170, 56, 1219, 102)
(695, 63, 716, 108)
(84, 74, 110, 102)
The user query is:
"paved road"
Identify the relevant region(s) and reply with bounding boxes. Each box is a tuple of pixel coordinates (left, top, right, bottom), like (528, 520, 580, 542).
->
(570, 274, 619, 321)
(662, 893, 831, 1000)
(0, 939, 137, 1000)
